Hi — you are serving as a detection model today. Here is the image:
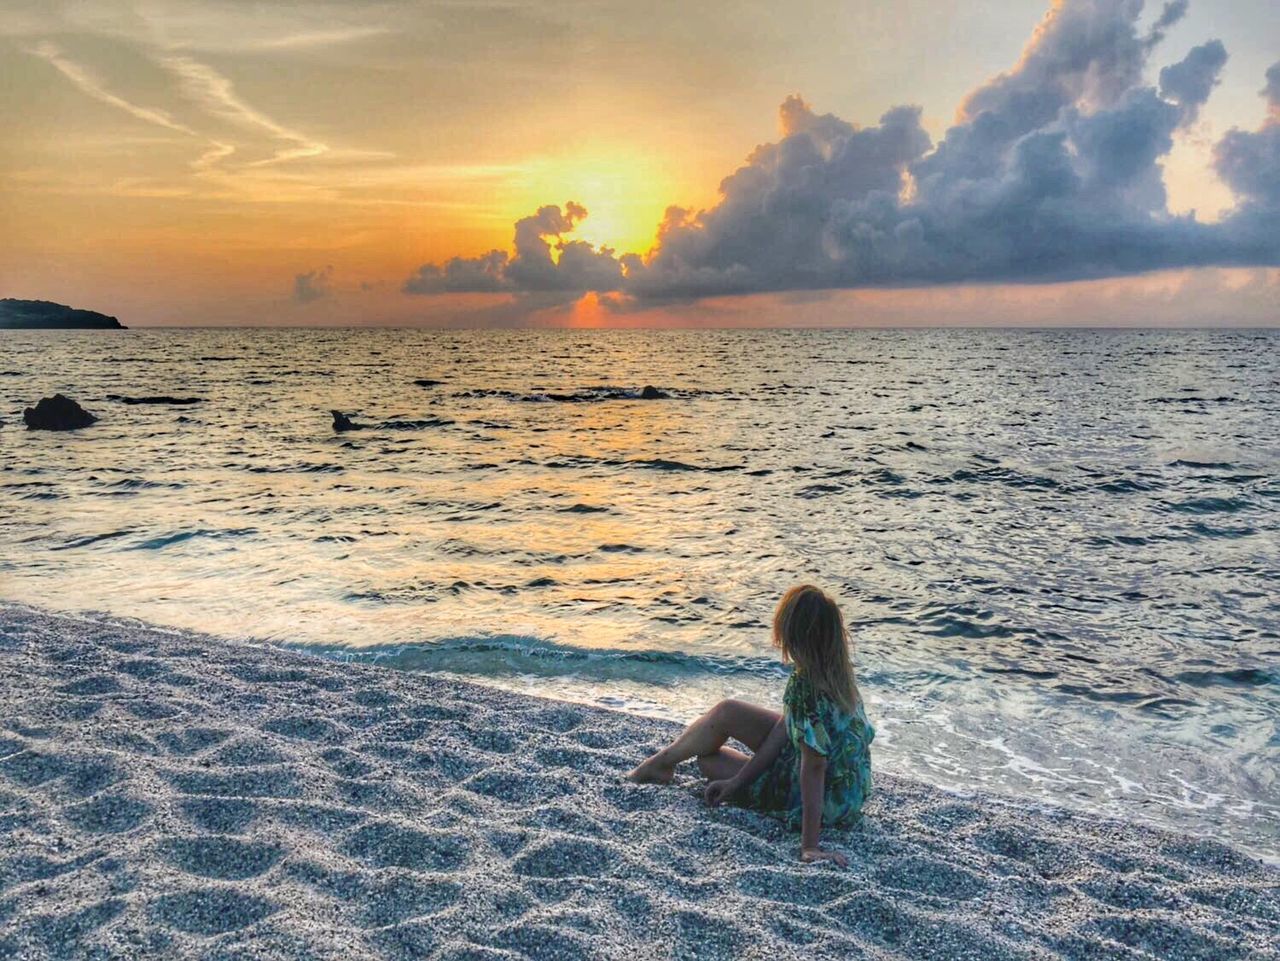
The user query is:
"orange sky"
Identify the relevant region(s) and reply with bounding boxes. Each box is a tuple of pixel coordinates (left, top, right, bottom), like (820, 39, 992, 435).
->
(1, 0, 1277, 326)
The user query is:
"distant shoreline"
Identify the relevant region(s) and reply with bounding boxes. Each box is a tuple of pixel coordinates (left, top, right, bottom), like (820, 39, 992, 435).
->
(0, 298, 126, 330)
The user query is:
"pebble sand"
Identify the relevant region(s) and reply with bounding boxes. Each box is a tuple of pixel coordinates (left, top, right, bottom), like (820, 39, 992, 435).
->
(1, 604, 1276, 960)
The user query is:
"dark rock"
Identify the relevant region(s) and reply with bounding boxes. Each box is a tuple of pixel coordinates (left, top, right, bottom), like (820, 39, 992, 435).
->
(24, 394, 98, 430)
(0, 299, 125, 330)
(331, 410, 362, 432)
(640, 385, 669, 400)
(413, 379, 444, 388)
(108, 395, 203, 405)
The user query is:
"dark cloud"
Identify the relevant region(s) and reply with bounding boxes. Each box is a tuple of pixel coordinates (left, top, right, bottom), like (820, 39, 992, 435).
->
(1265, 62, 1280, 112)
(403, 202, 623, 294)
(293, 265, 333, 303)
(404, 0, 1280, 302)
(1144, 0, 1188, 47)
(1213, 59, 1280, 244)
(1159, 40, 1228, 125)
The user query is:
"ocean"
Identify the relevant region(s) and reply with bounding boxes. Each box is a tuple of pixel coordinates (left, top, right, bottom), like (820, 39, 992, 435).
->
(2, 327, 1277, 858)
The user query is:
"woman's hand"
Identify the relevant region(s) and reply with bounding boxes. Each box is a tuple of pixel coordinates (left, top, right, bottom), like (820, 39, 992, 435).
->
(704, 778, 740, 807)
(800, 847, 849, 867)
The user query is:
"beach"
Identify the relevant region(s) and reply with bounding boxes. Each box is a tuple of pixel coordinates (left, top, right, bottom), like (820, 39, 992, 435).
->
(2, 603, 1276, 960)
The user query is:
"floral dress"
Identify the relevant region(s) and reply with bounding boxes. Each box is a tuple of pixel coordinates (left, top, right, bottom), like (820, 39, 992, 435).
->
(737, 671, 874, 829)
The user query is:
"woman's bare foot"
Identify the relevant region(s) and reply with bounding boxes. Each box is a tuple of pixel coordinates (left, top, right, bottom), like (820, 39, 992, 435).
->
(626, 753, 675, 784)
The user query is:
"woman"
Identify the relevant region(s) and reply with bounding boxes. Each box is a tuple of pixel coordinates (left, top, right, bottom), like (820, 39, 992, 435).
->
(627, 584, 874, 866)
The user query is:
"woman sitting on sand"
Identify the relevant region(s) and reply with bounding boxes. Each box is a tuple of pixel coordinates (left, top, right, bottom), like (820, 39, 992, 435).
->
(628, 584, 873, 866)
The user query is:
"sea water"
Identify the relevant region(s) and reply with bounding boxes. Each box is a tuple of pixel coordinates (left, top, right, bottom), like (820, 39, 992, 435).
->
(1, 327, 1276, 857)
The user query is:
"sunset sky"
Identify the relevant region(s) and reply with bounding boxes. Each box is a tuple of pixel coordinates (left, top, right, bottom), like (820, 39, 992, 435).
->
(1, 0, 1277, 327)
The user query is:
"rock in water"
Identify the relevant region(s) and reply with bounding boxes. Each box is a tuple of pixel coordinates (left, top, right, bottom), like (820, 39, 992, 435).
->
(108, 395, 203, 405)
(24, 394, 98, 430)
(331, 410, 362, 432)
(640, 385, 669, 399)
(413, 379, 444, 388)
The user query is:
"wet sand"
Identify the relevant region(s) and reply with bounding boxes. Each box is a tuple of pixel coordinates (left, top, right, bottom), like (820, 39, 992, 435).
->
(1, 603, 1276, 960)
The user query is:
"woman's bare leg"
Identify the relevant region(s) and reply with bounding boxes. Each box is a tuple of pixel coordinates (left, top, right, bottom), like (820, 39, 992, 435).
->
(697, 746, 751, 781)
(626, 699, 780, 783)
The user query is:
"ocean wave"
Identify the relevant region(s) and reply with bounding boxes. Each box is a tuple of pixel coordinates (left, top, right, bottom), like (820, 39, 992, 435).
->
(1095, 476, 1164, 494)
(1187, 522, 1258, 539)
(290, 634, 791, 685)
(1174, 668, 1276, 689)
(244, 462, 345, 474)
(630, 457, 740, 473)
(375, 417, 454, 430)
(1170, 459, 1238, 470)
(1147, 396, 1237, 405)
(930, 466, 1064, 491)
(797, 483, 844, 498)
(1165, 496, 1252, 515)
(538, 454, 743, 473)
(127, 528, 258, 551)
(0, 481, 63, 501)
(96, 478, 185, 492)
(50, 530, 135, 551)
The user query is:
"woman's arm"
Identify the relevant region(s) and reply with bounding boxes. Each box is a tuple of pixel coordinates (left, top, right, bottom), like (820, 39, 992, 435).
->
(704, 715, 786, 806)
(799, 745, 847, 866)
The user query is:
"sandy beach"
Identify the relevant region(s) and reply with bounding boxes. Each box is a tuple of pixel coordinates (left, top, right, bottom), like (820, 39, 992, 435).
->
(1, 603, 1276, 960)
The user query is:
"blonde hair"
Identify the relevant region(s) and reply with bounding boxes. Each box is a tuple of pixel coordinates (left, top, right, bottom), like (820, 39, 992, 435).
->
(771, 584, 859, 712)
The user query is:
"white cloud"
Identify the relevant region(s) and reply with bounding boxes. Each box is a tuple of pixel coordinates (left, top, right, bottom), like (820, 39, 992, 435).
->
(28, 41, 194, 136)
(156, 54, 328, 164)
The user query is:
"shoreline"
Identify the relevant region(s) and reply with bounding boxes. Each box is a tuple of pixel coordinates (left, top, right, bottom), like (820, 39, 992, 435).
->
(2, 602, 1277, 960)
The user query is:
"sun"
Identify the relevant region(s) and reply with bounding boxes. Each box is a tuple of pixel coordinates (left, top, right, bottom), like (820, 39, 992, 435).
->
(511, 149, 676, 257)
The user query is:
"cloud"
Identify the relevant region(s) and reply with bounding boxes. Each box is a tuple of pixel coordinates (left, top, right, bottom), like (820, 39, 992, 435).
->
(28, 41, 195, 135)
(293, 265, 333, 304)
(244, 26, 391, 52)
(403, 202, 623, 294)
(0, 1, 393, 56)
(157, 54, 328, 164)
(404, 0, 1279, 302)
(1144, 0, 1188, 47)
(23, 20, 370, 175)
(1159, 40, 1228, 125)
(1213, 59, 1280, 249)
(1266, 62, 1280, 118)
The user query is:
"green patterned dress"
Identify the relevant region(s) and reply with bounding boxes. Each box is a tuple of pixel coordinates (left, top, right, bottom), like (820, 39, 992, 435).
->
(737, 671, 874, 829)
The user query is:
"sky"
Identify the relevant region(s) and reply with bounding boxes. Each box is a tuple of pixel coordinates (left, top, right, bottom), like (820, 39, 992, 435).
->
(0, 0, 1277, 327)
